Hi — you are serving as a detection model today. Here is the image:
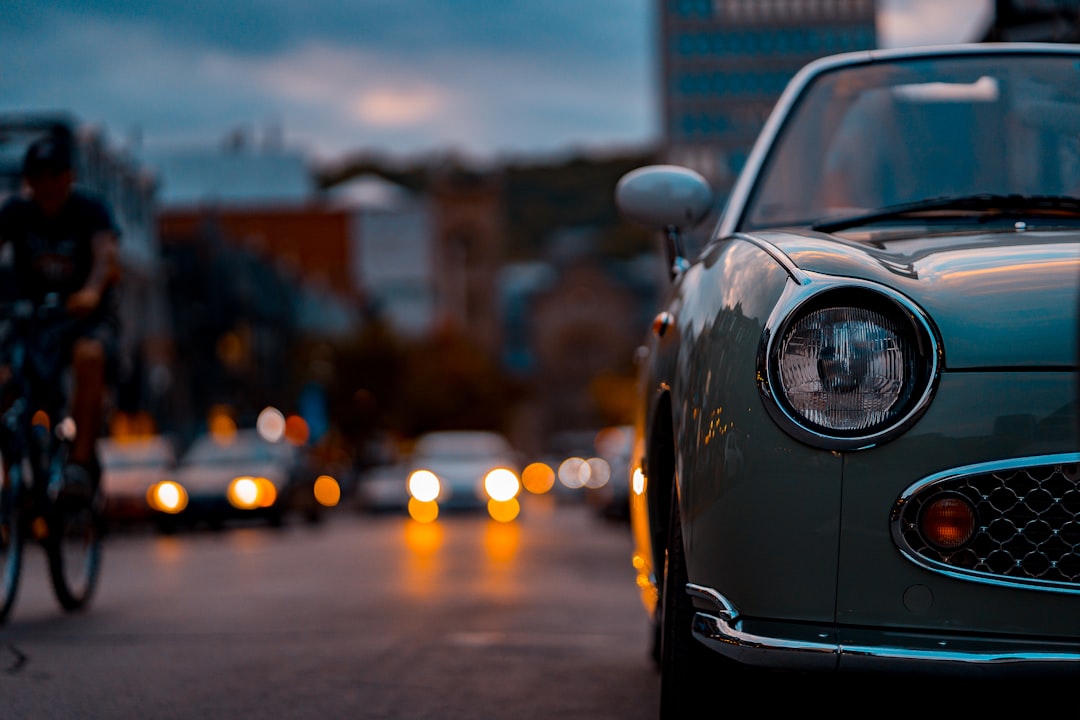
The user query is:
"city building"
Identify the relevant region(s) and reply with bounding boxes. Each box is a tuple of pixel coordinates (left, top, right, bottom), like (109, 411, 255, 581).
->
(430, 168, 507, 362)
(658, 0, 878, 198)
(506, 227, 661, 455)
(331, 174, 437, 338)
(981, 0, 1080, 41)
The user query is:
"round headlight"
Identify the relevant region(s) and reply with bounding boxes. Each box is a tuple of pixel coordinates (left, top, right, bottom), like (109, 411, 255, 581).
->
(484, 468, 521, 502)
(148, 480, 188, 514)
(779, 305, 913, 430)
(762, 284, 939, 449)
(408, 469, 441, 503)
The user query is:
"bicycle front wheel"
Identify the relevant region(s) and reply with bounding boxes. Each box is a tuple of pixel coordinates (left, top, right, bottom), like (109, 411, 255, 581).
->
(46, 495, 103, 612)
(0, 459, 24, 623)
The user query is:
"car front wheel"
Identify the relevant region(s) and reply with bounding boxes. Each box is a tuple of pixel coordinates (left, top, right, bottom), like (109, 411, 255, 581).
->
(658, 483, 739, 717)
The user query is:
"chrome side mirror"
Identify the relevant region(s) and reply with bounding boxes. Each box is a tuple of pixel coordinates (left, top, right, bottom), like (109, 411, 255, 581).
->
(615, 165, 713, 278)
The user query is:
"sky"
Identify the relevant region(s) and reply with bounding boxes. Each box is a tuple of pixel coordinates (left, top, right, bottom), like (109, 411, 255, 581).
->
(0, 0, 993, 165)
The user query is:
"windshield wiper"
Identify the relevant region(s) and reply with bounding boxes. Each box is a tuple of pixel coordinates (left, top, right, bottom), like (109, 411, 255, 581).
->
(812, 194, 1080, 233)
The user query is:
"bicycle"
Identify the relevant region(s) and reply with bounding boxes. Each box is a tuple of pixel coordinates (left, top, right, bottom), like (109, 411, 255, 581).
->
(0, 294, 104, 623)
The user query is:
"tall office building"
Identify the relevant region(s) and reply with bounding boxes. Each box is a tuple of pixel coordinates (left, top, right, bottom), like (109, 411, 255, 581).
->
(659, 0, 877, 198)
(981, 0, 1080, 41)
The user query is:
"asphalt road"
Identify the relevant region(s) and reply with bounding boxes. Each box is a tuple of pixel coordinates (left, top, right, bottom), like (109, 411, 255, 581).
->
(0, 495, 660, 720)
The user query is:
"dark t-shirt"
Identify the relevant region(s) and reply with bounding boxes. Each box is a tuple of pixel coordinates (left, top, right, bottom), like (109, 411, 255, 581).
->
(0, 189, 120, 319)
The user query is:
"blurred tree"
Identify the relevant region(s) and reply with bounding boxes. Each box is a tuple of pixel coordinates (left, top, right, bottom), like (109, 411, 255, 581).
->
(293, 317, 524, 468)
(393, 325, 522, 438)
(309, 317, 407, 464)
(589, 370, 637, 428)
(501, 150, 659, 260)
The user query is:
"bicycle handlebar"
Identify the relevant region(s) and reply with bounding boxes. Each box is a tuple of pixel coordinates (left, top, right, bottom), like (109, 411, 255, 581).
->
(0, 293, 68, 322)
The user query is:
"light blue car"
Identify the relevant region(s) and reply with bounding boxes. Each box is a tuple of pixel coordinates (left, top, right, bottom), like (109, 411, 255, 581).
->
(616, 42, 1080, 717)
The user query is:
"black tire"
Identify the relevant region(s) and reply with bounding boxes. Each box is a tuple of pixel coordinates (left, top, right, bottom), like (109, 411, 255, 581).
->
(46, 494, 103, 612)
(302, 500, 323, 526)
(658, 483, 733, 719)
(155, 517, 179, 535)
(649, 612, 662, 669)
(0, 462, 24, 623)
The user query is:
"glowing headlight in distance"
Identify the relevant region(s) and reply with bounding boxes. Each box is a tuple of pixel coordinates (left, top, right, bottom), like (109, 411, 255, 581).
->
(148, 481, 188, 514)
(484, 468, 520, 502)
(228, 476, 263, 509)
(313, 475, 340, 507)
(255, 478, 277, 508)
(776, 303, 923, 434)
(488, 497, 520, 522)
(584, 458, 611, 488)
(522, 462, 555, 494)
(408, 469, 441, 502)
(558, 457, 589, 489)
(408, 497, 439, 523)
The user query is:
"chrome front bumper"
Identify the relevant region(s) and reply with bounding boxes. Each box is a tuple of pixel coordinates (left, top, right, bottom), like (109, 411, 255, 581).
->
(688, 584, 1080, 676)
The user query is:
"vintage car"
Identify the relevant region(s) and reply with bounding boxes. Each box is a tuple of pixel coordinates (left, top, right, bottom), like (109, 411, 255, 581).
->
(615, 43, 1080, 715)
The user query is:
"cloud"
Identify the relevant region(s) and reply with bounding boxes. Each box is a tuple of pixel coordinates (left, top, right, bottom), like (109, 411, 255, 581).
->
(352, 89, 443, 126)
(0, 2, 656, 161)
(4, 0, 1001, 163)
(217, 43, 447, 127)
(182, 30, 655, 160)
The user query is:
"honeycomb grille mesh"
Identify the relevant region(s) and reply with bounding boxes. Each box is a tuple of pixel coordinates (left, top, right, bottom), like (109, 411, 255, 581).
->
(896, 462, 1080, 587)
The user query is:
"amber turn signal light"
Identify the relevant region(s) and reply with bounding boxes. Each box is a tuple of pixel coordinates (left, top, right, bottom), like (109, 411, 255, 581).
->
(920, 496, 976, 551)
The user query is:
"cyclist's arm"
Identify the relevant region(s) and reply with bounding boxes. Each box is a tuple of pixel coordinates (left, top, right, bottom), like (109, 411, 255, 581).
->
(0, 200, 11, 248)
(66, 229, 120, 316)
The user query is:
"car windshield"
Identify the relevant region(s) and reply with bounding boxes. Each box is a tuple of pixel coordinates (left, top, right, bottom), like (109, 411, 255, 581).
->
(185, 434, 282, 464)
(99, 443, 172, 469)
(414, 433, 511, 460)
(740, 53, 1080, 231)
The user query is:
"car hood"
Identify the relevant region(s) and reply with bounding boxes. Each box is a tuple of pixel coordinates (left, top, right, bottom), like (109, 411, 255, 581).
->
(411, 458, 506, 486)
(753, 227, 1080, 369)
(175, 460, 286, 492)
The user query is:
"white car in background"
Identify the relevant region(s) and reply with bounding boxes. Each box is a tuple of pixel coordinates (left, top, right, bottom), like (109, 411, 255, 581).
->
(98, 435, 177, 526)
(406, 430, 520, 512)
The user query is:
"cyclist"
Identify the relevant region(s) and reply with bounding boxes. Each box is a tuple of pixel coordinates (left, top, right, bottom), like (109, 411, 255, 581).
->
(0, 129, 122, 498)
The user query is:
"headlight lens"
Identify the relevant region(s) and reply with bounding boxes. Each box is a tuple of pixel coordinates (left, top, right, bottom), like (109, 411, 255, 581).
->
(408, 469, 441, 502)
(484, 468, 520, 502)
(778, 306, 913, 431)
(148, 480, 188, 514)
(227, 476, 277, 509)
(765, 286, 938, 448)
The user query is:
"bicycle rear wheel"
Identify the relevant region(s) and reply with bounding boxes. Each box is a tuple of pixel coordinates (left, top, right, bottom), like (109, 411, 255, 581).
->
(46, 493, 103, 612)
(0, 459, 24, 623)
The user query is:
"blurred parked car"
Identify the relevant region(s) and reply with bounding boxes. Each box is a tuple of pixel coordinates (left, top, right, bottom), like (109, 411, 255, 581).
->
(152, 429, 322, 530)
(616, 43, 1080, 717)
(405, 430, 520, 514)
(585, 425, 633, 523)
(99, 435, 177, 526)
(353, 460, 410, 514)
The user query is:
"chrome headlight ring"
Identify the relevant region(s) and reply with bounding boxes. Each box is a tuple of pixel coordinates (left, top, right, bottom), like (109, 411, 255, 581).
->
(757, 276, 942, 451)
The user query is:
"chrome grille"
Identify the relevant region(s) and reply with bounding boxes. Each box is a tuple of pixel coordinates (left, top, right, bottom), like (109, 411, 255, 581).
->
(893, 457, 1080, 590)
